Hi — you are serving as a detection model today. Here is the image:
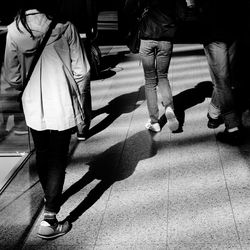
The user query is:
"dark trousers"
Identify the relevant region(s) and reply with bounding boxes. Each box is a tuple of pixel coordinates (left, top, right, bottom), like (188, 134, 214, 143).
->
(203, 40, 240, 129)
(30, 128, 72, 214)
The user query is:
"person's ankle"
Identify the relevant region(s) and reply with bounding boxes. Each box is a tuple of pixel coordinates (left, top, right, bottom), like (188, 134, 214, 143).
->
(44, 211, 58, 225)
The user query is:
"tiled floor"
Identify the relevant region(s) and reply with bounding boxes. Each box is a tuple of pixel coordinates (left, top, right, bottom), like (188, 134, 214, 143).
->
(0, 154, 27, 193)
(2, 44, 250, 250)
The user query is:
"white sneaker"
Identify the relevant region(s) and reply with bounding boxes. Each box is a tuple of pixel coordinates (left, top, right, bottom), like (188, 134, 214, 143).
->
(37, 220, 71, 239)
(165, 107, 179, 132)
(145, 120, 161, 132)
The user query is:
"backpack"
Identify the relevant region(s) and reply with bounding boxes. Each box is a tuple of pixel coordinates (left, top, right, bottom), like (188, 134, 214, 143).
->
(139, 6, 177, 40)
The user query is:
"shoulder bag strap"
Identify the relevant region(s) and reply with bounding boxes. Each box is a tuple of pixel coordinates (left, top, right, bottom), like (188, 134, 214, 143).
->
(22, 19, 57, 92)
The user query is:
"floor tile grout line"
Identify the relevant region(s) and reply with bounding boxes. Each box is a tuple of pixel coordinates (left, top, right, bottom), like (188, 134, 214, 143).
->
(93, 183, 114, 250)
(166, 159, 171, 250)
(216, 138, 243, 250)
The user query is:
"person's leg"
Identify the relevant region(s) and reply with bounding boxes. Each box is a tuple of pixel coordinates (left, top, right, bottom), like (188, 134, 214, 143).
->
(156, 40, 178, 131)
(140, 39, 159, 125)
(13, 112, 28, 135)
(45, 129, 72, 214)
(204, 41, 242, 144)
(30, 129, 50, 195)
(204, 43, 224, 129)
(82, 73, 92, 131)
(155, 40, 173, 108)
(204, 43, 222, 120)
(30, 128, 71, 213)
(204, 41, 240, 130)
(77, 71, 92, 140)
(31, 128, 72, 238)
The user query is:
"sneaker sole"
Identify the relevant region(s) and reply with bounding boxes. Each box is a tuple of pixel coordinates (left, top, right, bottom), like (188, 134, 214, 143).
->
(165, 111, 179, 132)
(37, 231, 67, 239)
(14, 131, 28, 135)
(207, 122, 222, 129)
(37, 221, 71, 240)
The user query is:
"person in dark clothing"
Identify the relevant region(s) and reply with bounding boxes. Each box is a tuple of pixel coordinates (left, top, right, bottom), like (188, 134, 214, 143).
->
(196, 0, 248, 145)
(124, 0, 185, 133)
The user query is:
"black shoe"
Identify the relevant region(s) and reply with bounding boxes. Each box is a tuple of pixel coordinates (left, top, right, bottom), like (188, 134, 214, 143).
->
(207, 114, 224, 129)
(216, 129, 243, 145)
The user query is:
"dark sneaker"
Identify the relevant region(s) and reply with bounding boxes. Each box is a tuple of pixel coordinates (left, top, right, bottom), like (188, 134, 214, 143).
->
(207, 114, 224, 129)
(37, 220, 71, 239)
(216, 129, 243, 145)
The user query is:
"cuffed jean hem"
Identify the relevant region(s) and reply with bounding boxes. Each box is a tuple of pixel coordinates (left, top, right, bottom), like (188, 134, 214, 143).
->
(223, 111, 240, 129)
(208, 103, 221, 119)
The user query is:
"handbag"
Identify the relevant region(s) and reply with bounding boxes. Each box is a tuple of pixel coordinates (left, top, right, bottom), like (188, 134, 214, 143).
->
(126, 8, 148, 54)
(126, 25, 141, 54)
(18, 19, 56, 110)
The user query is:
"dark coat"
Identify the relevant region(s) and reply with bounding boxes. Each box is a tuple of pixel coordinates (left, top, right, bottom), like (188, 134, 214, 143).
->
(123, 0, 185, 41)
(197, 0, 248, 43)
(139, 0, 177, 40)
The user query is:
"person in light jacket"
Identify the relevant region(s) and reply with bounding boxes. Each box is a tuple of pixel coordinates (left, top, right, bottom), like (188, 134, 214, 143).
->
(3, 0, 90, 239)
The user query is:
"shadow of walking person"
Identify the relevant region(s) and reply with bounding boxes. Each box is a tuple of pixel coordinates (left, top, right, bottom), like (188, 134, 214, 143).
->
(87, 85, 145, 139)
(159, 81, 213, 133)
(62, 130, 157, 224)
(100, 52, 127, 72)
(91, 51, 127, 80)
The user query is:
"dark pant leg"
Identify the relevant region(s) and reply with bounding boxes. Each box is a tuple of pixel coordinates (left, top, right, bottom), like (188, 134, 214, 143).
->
(79, 72, 92, 133)
(30, 128, 72, 213)
(203, 41, 240, 129)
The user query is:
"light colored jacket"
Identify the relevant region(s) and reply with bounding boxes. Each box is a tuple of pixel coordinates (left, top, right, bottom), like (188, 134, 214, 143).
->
(4, 10, 90, 131)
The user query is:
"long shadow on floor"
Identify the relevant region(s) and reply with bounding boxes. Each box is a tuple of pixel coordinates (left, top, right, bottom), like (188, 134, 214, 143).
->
(92, 51, 127, 81)
(87, 85, 145, 139)
(100, 52, 127, 71)
(159, 81, 213, 133)
(62, 130, 157, 223)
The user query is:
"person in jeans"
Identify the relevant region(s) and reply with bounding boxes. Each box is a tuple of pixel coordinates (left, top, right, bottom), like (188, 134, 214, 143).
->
(124, 0, 183, 132)
(204, 41, 239, 131)
(197, 0, 247, 145)
(3, 0, 90, 239)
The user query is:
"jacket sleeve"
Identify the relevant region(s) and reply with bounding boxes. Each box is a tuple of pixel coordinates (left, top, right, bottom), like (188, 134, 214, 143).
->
(3, 31, 23, 91)
(67, 22, 91, 93)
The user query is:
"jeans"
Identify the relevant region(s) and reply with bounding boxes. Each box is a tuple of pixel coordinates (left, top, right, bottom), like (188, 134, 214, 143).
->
(30, 128, 72, 214)
(203, 41, 240, 129)
(140, 39, 174, 123)
(77, 71, 92, 134)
